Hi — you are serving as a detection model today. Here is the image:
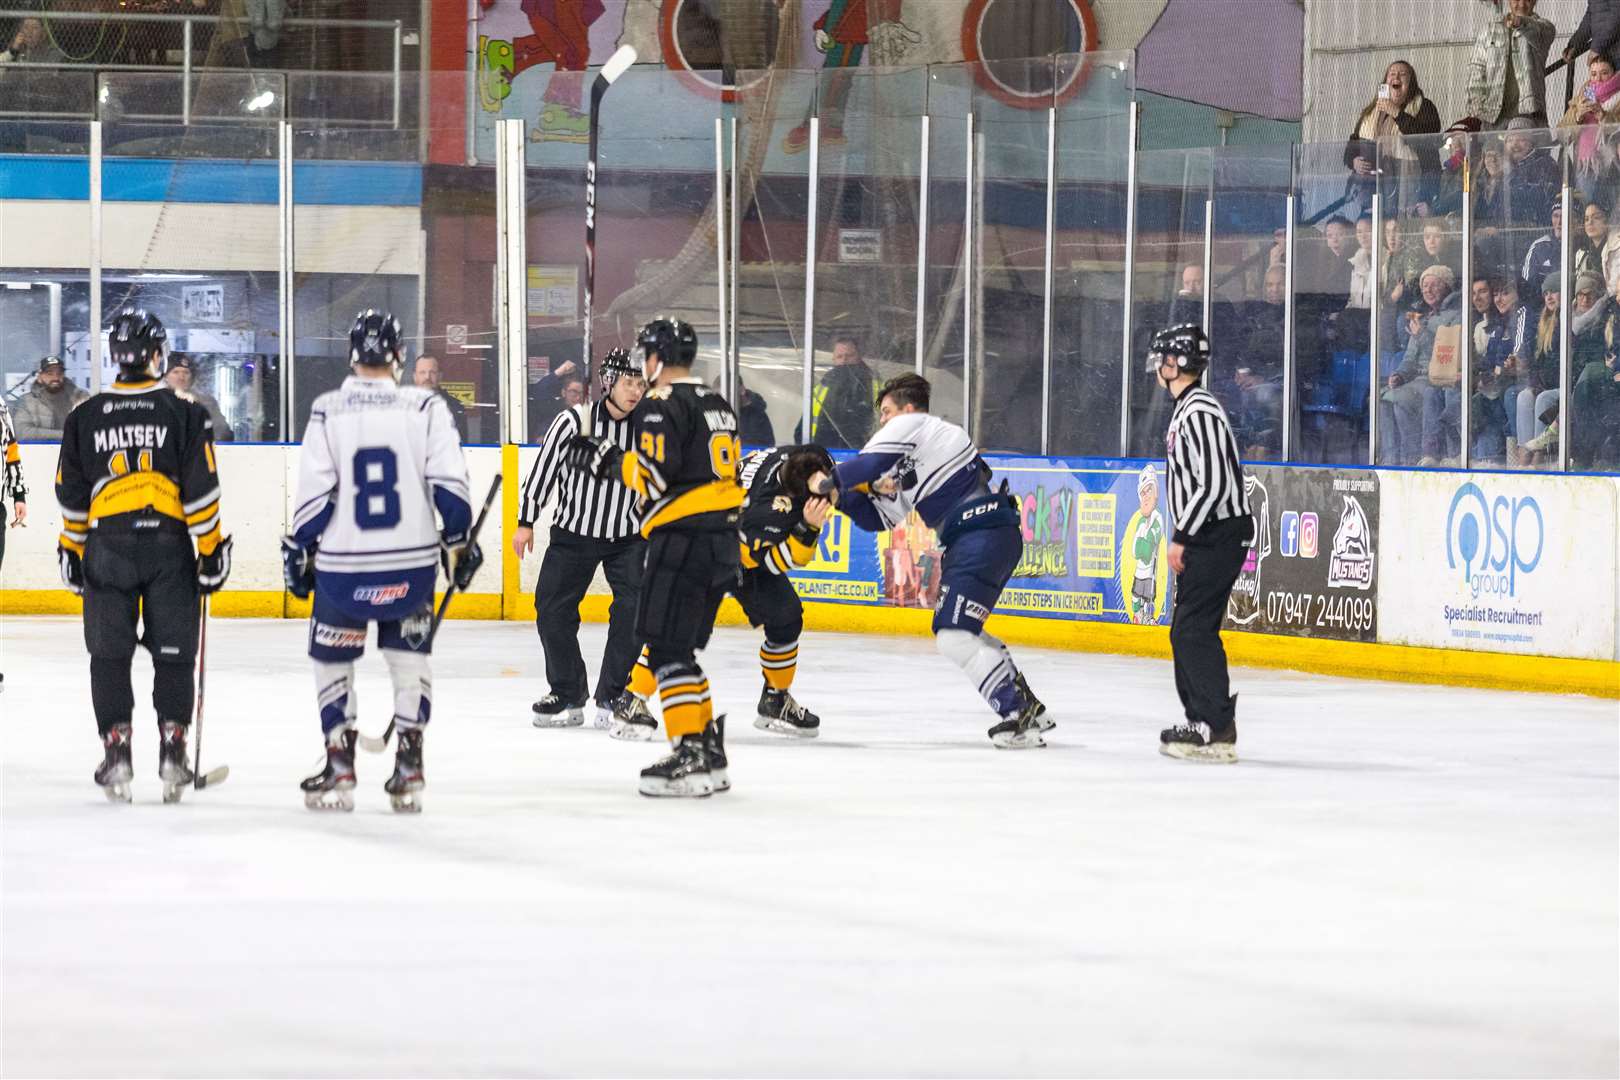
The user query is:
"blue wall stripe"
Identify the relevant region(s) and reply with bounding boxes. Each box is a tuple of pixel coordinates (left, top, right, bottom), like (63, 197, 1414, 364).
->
(0, 155, 421, 206)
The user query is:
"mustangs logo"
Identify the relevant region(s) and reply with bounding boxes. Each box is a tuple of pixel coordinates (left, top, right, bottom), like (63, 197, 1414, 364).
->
(1327, 496, 1375, 590)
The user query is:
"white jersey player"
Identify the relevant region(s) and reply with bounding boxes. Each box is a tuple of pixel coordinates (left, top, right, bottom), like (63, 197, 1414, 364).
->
(281, 310, 477, 811)
(810, 373, 1050, 748)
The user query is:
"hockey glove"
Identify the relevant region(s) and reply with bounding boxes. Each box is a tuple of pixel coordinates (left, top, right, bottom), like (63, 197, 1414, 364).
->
(563, 434, 620, 482)
(196, 535, 233, 595)
(58, 544, 84, 596)
(281, 536, 316, 600)
(441, 534, 484, 591)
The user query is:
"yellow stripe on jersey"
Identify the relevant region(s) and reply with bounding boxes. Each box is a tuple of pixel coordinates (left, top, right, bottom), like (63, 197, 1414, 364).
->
(91, 472, 185, 522)
(639, 479, 744, 538)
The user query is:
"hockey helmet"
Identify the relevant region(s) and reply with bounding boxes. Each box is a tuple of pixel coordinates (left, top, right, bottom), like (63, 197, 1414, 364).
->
(636, 317, 698, 382)
(107, 309, 167, 376)
(598, 346, 643, 394)
(1147, 323, 1211, 376)
(349, 309, 404, 371)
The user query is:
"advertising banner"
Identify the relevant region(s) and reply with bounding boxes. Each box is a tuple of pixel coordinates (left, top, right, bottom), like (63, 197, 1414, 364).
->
(1223, 465, 1380, 642)
(1378, 471, 1618, 661)
(788, 457, 1173, 625)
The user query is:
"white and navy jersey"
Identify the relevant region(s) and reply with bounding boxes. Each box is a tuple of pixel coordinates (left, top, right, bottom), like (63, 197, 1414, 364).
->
(1164, 384, 1250, 544)
(832, 411, 985, 533)
(518, 401, 638, 540)
(291, 375, 472, 574)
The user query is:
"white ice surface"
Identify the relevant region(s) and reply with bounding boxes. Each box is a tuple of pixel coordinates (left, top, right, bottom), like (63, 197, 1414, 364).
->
(2, 615, 1616, 1078)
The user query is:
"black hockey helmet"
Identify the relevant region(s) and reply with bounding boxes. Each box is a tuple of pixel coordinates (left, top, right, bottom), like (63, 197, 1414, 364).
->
(780, 444, 835, 500)
(107, 309, 167, 377)
(598, 346, 643, 394)
(349, 309, 404, 371)
(1147, 323, 1211, 375)
(637, 317, 698, 380)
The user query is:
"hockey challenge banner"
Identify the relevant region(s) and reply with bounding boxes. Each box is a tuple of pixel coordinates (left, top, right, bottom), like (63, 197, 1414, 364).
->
(787, 457, 1176, 626)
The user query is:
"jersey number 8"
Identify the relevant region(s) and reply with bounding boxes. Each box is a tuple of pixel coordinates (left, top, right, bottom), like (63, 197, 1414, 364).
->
(353, 447, 401, 530)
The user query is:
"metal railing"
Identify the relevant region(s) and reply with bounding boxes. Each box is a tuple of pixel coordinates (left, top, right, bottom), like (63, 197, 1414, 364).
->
(0, 8, 403, 127)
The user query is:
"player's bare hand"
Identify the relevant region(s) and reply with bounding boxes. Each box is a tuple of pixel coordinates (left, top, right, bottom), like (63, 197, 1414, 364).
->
(802, 496, 831, 529)
(1169, 541, 1187, 575)
(872, 474, 898, 496)
(512, 524, 534, 559)
(10, 502, 24, 527)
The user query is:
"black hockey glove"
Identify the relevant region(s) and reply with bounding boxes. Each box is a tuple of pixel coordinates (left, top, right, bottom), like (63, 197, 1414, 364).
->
(58, 544, 84, 596)
(281, 536, 316, 600)
(196, 535, 233, 595)
(563, 434, 620, 482)
(441, 533, 484, 591)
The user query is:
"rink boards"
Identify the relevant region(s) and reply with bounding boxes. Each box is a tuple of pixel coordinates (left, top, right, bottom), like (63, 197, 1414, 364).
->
(2, 441, 1617, 697)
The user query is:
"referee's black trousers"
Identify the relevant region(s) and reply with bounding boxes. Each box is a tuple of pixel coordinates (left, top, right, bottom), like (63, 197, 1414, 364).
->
(1169, 515, 1252, 727)
(534, 526, 645, 705)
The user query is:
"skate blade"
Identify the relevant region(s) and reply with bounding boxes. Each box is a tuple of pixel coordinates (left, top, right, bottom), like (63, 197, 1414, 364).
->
(162, 781, 186, 804)
(531, 709, 585, 729)
(304, 787, 356, 811)
(101, 782, 132, 804)
(610, 721, 658, 742)
(638, 774, 714, 798)
(990, 730, 1047, 750)
(753, 714, 820, 739)
(592, 707, 614, 730)
(389, 792, 423, 813)
(1032, 709, 1056, 733)
(1158, 743, 1237, 764)
(709, 766, 730, 793)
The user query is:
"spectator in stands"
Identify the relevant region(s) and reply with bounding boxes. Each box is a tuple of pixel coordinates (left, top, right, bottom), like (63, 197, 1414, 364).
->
(12, 356, 87, 440)
(800, 335, 875, 450)
(1509, 273, 1567, 463)
(163, 354, 233, 441)
(412, 354, 470, 442)
(1469, 141, 1512, 267)
(1384, 218, 1425, 307)
(1575, 201, 1608, 276)
(1167, 264, 1204, 327)
(732, 378, 776, 447)
(1345, 61, 1442, 219)
(1470, 272, 1499, 359)
(527, 362, 587, 442)
(1504, 121, 1561, 226)
(1572, 328, 1620, 466)
(1466, 0, 1556, 130)
(1473, 271, 1537, 463)
(1520, 201, 1563, 297)
(1348, 215, 1375, 310)
(1231, 264, 1286, 457)
(1560, 55, 1620, 209)
(1563, 0, 1620, 75)
(1383, 264, 1459, 465)
(0, 18, 63, 64)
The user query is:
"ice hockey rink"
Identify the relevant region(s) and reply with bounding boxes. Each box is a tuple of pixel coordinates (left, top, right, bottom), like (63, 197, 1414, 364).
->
(2, 615, 1615, 1078)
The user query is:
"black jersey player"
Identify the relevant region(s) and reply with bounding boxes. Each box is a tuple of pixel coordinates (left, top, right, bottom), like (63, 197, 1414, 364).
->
(565, 317, 743, 797)
(55, 309, 232, 803)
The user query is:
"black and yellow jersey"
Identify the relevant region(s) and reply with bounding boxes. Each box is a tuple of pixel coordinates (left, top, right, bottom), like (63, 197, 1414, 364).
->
(55, 377, 223, 557)
(737, 446, 820, 575)
(618, 377, 743, 537)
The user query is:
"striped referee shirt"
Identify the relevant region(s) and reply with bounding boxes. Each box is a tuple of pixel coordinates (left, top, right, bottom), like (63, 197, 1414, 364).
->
(1164, 384, 1250, 544)
(519, 401, 640, 540)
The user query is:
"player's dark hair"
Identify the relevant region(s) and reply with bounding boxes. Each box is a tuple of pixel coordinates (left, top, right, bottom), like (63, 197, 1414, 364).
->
(878, 373, 930, 413)
(781, 444, 835, 499)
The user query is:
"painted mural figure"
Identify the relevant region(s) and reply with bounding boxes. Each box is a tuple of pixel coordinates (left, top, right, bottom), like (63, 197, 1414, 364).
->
(1129, 465, 1164, 625)
(783, 0, 916, 154)
(480, 0, 605, 142)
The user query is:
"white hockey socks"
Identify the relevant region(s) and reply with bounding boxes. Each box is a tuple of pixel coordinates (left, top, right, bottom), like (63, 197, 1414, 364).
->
(936, 628, 1020, 714)
(383, 649, 433, 730)
(314, 660, 356, 736)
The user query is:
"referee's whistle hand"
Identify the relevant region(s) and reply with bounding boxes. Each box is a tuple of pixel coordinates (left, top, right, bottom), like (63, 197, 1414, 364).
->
(1169, 541, 1186, 575)
(512, 525, 535, 559)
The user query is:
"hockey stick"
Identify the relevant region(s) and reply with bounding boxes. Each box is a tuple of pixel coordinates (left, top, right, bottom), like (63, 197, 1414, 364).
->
(356, 473, 503, 753)
(192, 593, 229, 790)
(582, 44, 638, 389)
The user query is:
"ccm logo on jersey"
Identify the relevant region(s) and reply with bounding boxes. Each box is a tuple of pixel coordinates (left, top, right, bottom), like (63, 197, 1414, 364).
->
(353, 583, 411, 606)
(313, 623, 368, 648)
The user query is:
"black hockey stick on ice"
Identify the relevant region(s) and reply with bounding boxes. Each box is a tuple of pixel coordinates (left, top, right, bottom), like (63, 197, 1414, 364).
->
(581, 43, 638, 389)
(357, 473, 503, 753)
(192, 593, 230, 790)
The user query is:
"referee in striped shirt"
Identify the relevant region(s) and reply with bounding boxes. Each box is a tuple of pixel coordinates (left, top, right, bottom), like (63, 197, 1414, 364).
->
(513, 348, 646, 729)
(1149, 323, 1253, 763)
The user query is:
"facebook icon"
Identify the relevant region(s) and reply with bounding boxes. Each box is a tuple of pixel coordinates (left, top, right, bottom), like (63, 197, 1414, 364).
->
(1280, 511, 1300, 557)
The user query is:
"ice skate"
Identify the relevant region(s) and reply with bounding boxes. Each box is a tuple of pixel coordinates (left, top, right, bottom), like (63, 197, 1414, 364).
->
(531, 693, 586, 728)
(754, 687, 820, 738)
(705, 715, 730, 793)
(608, 692, 658, 741)
(301, 728, 358, 810)
(637, 734, 713, 798)
(988, 696, 1049, 749)
(383, 728, 424, 813)
(590, 698, 616, 730)
(157, 720, 195, 804)
(1013, 672, 1055, 732)
(95, 723, 133, 803)
(1160, 698, 1238, 763)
